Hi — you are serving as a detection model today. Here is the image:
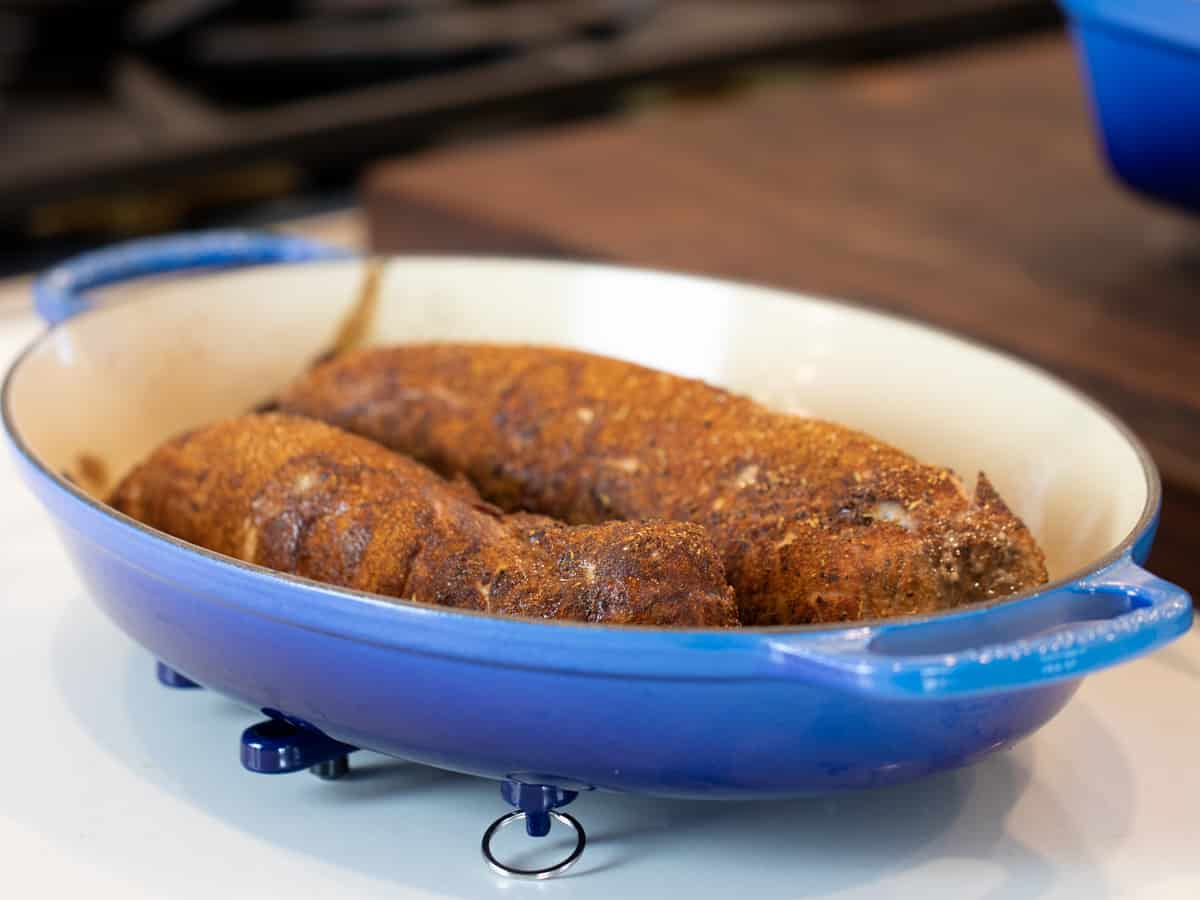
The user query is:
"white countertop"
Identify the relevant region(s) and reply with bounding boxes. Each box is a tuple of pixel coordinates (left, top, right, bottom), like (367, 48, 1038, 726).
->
(1, 261, 1198, 900)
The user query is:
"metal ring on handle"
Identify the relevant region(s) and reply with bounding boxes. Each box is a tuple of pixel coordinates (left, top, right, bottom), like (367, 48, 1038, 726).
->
(481, 810, 586, 880)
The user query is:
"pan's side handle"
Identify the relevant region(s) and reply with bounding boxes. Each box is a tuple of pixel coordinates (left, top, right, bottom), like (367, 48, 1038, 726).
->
(767, 555, 1192, 698)
(33, 230, 351, 325)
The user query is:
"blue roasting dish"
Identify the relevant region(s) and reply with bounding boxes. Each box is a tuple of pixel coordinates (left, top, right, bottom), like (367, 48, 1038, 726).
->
(2, 232, 1191, 810)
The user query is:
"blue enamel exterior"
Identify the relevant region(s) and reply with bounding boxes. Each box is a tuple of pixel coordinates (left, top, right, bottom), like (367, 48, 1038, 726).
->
(1061, 1, 1200, 213)
(4, 232, 1192, 799)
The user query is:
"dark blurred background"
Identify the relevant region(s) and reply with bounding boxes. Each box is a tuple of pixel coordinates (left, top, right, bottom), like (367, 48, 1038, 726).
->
(0, 1, 1060, 272)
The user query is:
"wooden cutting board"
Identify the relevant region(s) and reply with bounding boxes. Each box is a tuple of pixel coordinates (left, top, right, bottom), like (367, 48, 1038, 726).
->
(363, 34, 1200, 593)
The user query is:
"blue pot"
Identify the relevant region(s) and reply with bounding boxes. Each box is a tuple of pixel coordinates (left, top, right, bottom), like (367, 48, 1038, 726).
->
(1062, 0, 1200, 212)
(3, 231, 1191, 806)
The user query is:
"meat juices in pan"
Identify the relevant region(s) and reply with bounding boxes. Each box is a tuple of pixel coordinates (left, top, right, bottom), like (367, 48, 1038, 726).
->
(109, 414, 739, 627)
(280, 344, 1049, 625)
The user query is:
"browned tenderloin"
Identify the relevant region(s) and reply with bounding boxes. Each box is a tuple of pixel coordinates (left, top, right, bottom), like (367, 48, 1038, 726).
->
(108, 414, 738, 627)
(280, 344, 1048, 625)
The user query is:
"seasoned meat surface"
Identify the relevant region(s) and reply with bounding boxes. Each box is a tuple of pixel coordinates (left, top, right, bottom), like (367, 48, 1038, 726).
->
(109, 414, 738, 627)
(280, 344, 1048, 624)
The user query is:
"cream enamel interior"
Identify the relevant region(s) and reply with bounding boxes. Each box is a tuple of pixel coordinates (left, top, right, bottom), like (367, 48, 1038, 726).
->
(7, 258, 1150, 582)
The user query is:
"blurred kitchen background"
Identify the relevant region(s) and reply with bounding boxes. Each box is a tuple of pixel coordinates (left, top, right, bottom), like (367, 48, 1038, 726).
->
(0, 0, 1061, 271)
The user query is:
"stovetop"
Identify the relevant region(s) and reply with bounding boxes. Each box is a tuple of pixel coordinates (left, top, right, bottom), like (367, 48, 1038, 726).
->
(0, 271, 1197, 897)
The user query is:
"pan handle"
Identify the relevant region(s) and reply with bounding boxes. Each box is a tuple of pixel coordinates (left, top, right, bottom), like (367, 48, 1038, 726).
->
(33, 230, 351, 325)
(766, 555, 1192, 698)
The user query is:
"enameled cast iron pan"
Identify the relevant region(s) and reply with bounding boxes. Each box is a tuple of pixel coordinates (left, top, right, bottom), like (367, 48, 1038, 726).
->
(3, 231, 1191, 877)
